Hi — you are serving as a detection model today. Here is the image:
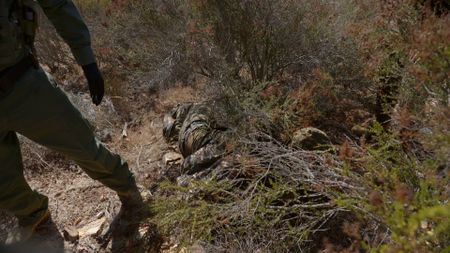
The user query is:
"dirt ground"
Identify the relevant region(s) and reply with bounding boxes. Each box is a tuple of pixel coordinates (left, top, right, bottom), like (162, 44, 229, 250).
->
(0, 84, 199, 252)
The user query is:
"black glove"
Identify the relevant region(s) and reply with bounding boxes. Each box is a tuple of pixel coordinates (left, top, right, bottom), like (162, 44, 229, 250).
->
(82, 62, 104, 106)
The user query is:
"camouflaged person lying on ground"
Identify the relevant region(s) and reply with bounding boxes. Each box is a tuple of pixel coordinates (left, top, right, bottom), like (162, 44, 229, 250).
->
(161, 102, 332, 180)
(162, 102, 232, 176)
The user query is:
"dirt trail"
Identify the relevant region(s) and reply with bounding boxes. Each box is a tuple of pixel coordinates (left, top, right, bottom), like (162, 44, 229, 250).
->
(0, 86, 198, 252)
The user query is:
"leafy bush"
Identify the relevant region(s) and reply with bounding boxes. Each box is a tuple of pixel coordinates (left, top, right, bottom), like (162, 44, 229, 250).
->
(347, 125, 450, 252)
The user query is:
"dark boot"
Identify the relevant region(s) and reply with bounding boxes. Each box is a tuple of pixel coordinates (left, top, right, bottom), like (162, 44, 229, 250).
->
(117, 184, 146, 221)
(6, 209, 51, 245)
(103, 185, 147, 252)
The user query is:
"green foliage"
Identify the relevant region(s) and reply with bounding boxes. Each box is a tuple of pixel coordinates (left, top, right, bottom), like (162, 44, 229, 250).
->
(346, 4, 450, 249)
(152, 178, 304, 250)
(151, 145, 358, 252)
(152, 181, 220, 244)
(352, 126, 450, 252)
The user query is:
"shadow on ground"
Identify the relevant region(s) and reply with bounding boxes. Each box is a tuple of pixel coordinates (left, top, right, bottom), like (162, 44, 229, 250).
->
(0, 217, 64, 253)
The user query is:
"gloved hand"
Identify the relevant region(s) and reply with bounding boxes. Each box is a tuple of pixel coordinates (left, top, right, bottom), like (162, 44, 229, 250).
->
(82, 62, 104, 106)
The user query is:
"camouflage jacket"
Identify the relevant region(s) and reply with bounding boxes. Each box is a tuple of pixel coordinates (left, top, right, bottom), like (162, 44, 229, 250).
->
(163, 102, 228, 158)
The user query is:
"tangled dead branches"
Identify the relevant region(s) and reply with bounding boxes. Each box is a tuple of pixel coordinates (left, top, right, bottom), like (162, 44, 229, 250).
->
(154, 133, 381, 252)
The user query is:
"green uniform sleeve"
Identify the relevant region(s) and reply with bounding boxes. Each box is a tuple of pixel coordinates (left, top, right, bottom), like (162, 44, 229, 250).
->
(37, 0, 95, 65)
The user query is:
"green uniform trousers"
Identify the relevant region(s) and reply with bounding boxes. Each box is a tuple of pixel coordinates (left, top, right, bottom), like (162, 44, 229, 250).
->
(0, 66, 133, 225)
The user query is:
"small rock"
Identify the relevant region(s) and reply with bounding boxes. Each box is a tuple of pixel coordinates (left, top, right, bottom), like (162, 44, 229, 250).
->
(163, 152, 183, 165)
(420, 220, 428, 229)
(419, 127, 432, 135)
(177, 175, 191, 187)
(78, 217, 107, 237)
(291, 127, 331, 151)
(63, 226, 79, 242)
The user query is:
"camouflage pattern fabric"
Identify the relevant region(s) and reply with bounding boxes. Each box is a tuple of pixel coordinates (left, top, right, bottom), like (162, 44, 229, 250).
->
(163, 102, 194, 142)
(163, 102, 229, 174)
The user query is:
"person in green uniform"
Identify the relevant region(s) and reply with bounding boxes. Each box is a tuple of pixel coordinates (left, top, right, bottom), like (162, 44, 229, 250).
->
(0, 0, 143, 244)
